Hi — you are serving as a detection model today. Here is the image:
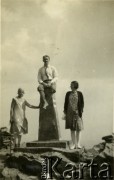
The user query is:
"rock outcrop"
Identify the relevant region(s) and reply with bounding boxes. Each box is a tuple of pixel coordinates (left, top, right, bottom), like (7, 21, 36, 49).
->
(1, 135, 114, 180)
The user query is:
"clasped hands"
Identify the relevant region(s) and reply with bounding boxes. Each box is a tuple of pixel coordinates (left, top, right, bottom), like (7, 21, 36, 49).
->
(43, 81, 52, 87)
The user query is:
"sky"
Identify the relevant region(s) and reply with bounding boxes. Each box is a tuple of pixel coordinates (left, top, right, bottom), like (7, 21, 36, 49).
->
(1, 0, 114, 148)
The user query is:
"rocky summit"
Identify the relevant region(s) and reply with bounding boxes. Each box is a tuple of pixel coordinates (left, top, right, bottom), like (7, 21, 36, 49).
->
(0, 135, 114, 180)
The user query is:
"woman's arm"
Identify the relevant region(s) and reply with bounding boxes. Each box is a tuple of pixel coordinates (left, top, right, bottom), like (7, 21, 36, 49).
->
(64, 92, 69, 114)
(25, 100, 39, 109)
(10, 98, 15, 123)
(81, 92, 84, 112)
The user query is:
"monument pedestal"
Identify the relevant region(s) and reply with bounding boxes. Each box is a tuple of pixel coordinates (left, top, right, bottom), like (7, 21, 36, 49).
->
(38, 89, 61, 141)
(14, 140, 83, 155)
(26, 140, 69, 149)
(14, 140, 70, 153)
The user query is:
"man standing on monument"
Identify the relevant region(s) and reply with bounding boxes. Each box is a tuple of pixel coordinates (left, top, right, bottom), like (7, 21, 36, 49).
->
(37, 55, 58, 109)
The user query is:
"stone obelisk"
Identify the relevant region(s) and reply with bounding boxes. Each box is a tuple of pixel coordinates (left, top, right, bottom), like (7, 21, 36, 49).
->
(38, 88, 61, 141)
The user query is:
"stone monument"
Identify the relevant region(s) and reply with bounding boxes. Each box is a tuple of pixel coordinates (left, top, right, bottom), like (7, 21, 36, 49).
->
(26, 86, 69, 149)
(38, 88, 60, 141)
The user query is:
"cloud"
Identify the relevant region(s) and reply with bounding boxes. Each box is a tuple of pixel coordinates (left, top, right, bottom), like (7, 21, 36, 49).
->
(42, 0, 67, 19)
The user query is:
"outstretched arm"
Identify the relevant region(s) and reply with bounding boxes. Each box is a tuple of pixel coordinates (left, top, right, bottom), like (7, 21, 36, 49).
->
(25, 100, 39, 109)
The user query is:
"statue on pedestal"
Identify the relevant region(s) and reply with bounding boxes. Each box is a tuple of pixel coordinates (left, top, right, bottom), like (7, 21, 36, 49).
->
(37, 55, 61, 141)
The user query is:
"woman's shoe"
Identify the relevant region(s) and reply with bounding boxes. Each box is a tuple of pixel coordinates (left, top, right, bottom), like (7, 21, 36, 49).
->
(77, 145, 82, 149)
(70, 144, 76, 150)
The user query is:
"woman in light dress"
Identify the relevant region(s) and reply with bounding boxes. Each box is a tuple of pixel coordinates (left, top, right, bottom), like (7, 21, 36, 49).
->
(64, 81, 84, 149)
(10, 88, 39, 147)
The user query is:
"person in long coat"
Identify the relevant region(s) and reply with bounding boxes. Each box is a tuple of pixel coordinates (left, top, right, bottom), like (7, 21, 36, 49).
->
(64, 81, 84, 149)
(10, 88, 39, 147)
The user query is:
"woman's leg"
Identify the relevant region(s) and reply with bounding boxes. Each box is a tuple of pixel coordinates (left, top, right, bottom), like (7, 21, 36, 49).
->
(17, 135, 22, 147)
(76, 130, 82, 148)
(70, 130, 76, 149)
(13, 134, 17, 147)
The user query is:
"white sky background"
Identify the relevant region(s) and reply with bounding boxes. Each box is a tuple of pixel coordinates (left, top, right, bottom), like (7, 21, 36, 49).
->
(1, 0, 114, 148)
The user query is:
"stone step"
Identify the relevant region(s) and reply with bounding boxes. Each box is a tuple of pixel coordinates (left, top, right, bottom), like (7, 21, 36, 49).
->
(14, 147, 57, 153)
(14, 146, 81, 156)
(26, 140, 69, 149)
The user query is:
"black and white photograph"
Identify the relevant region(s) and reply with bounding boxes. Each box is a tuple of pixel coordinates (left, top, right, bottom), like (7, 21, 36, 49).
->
(0, 0, 114, 179)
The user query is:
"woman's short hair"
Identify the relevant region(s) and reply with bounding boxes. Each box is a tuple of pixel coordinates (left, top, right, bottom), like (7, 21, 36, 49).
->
(17, 88, 25, 94)
(71, 81, 79, 89)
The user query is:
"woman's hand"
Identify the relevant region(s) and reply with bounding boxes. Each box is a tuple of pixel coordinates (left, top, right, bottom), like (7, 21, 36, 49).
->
(10, 119, 14, 124)
(62, 112, 66, 120)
